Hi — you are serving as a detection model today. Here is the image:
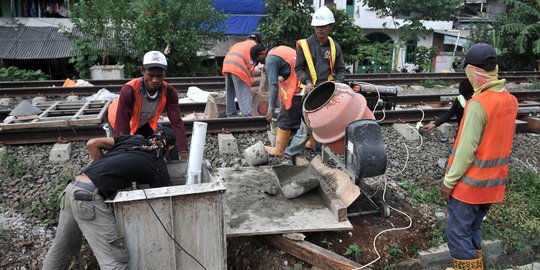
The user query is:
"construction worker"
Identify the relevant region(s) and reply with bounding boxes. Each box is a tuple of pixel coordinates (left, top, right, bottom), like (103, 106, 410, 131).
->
(108, 50, 189, 160)
(222, 32, 262, 117)
(284, 6, 347, 163)
(441, 43, 518, 270)
(43, 127, 176, 269)
(422, 79, 474, 142)
(250, 44, 303, 156)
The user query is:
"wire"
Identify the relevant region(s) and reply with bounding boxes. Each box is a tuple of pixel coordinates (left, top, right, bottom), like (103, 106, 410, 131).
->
(142, 188, 207, 270)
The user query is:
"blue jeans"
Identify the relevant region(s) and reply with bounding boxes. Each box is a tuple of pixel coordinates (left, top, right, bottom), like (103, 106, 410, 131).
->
(446, 196, 491, 260)
(225, 72, 252, 117)
(265, 55, 291, 114)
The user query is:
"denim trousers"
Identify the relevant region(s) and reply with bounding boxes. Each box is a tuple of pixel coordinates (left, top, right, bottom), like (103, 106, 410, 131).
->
(42, 182, 129, 270)
(225, 72, 252, 117)
(446, 196, 491, 260)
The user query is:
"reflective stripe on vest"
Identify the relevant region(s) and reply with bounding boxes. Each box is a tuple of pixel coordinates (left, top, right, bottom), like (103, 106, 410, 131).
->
(126, 78, 168, 134)
(222, 39, 256, 88)
(457, 95, 467, 108)
(447, 90, 518, 204)
(268, 46, 301, 110)
(296, 37, 336, 84)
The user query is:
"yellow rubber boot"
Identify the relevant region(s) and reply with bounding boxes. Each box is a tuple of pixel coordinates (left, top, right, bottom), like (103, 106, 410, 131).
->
(305, 135, 317, 150)
(265, 128, 291, 157)
(452, 257, 484, 270)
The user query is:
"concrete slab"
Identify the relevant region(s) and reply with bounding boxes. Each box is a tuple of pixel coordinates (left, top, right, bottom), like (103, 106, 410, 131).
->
(392, 123, 420, 141)
(436, 123, 456, 138)
(218, 133, 239, 154)
(49, 142, 72, 164)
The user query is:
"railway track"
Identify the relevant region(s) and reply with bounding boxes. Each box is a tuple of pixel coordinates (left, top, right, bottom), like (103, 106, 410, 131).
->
(0, 71, 538, 98)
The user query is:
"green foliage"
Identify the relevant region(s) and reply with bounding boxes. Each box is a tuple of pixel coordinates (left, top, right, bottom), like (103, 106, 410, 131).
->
(429, 218, 446, 247)
(0, 66, 48, 81)
(258, 0, 314, 48)
(259, 1, 367, 64)
(409, 246, 421, 256)
(484, 169, 540, 249)
(343, 243, 362, 262)
(65, 0, 226, 78)
(320, 238, 333, 250)
(400, 179, 445, 206)
(419, 79, 449, 88)
(410, 46, 439, 72)
(0, 150, 30, 178)
(29, 168, 76, 223)
(388, 244, 404, 258)
(361, 0, 462, 21)
(356, 41, 394, 73)
(494, 0, 540, 70)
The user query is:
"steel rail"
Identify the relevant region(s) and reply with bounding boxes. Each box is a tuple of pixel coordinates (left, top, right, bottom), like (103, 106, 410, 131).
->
(1, 105, 537, 145)
(1, 71, 538, 88)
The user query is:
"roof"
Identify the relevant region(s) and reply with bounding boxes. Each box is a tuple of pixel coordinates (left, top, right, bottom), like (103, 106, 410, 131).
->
(0, 18, 74, 60)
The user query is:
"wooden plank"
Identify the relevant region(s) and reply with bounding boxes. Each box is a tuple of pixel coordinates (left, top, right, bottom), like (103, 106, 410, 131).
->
(221, 166, 352, 237)
(72, 100, 91, 119)
(261, 235, 364, 270)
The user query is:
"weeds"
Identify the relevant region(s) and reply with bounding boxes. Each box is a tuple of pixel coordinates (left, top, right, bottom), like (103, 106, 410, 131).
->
(0, 150, 30, 178)
(388, 244, 404, 258)
(344, 243, 362, 262)
(428, 218, 446, 247)
(400, 179, 445, 207)
(320, 239, 333, 251)
(420, 79, 448, 88)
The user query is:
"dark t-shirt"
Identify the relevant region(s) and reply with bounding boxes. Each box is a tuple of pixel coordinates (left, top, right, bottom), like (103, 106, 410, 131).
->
(82, 135, 170, 199)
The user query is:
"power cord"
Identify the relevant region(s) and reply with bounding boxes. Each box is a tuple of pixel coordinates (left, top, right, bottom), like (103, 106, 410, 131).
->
(142, 188, 207, 270)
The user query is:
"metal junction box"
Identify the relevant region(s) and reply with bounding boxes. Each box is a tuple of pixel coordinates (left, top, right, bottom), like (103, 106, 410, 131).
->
(109, 160, 227, 270)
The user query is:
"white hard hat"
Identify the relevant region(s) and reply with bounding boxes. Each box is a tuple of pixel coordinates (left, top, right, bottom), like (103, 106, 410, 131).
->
(311, 6, 335, 26)
(143, 51, 167, 70)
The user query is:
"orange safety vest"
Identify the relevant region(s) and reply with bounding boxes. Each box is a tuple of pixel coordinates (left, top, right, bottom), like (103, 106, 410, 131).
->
(296, 36, 336, 84)
(268, 46, 301, 110)
(447, 90, 518, 204)
(108, 78, 169, 135)
(222, 39, 256, 89)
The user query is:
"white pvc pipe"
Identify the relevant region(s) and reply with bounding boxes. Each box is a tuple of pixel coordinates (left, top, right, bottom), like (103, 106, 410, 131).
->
(187, 121, 208, 185)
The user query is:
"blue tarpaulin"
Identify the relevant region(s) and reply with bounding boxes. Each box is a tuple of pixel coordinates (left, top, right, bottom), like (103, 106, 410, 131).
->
(213, 0, 266, 35)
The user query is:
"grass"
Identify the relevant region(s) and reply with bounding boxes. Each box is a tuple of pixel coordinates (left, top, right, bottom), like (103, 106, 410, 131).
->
(0, 150, 30, 178)
(400, 179, 445, 207)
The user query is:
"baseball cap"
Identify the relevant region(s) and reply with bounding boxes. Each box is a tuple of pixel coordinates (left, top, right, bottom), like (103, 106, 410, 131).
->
(463, 43, 497, 71)
(248, 31, 262, 44)
(143, 51, 168, 70)
(250, 44, 266, 63)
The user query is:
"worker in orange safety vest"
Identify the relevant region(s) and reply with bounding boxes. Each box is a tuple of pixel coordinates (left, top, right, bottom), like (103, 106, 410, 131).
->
(441, 43, 518, 270)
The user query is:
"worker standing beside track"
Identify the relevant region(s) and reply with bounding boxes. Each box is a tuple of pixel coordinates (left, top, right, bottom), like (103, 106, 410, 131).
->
(222, 32, 262, 117)
(42, 127, 176, 269)
(108, 50, 189, 160)
(284, 6, 347, 164)
(250, 44, 304, 156)
(441, 43, 518, 270)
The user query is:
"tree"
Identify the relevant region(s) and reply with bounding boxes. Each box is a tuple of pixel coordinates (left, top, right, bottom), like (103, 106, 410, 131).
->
(65, 0, 225, 78)
(496, 0, 540, 70)
(258, 0, 367, 64)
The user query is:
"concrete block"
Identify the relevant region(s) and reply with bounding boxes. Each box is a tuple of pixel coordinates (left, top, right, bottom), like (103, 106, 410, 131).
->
(32, 96, 47, 105)
(0, 98, 11, 106)
(66, 95, 79, 101)
(49, 142, 72, 164)
(392, 123, 420, 141)
(515, 119, 528, 133)
(267, 130, 276, 147)
(217, 133, 239, 154)
(436, 123, 456, 138)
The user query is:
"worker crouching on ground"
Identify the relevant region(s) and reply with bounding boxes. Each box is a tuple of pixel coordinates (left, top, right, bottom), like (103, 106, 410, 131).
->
(422, 79, 474, 143)
(42, 127, 176, 269)
(284, 6, 347, 164)
(441, 43, 518, 270)
(108, 50, 189, 160)
(250, 44, 304, 156)
(222, 32, 262, 117)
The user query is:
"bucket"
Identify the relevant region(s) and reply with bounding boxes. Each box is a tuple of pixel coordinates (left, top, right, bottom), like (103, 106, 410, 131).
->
(243, 140, 269, 166)
(303, 81, 375, 154)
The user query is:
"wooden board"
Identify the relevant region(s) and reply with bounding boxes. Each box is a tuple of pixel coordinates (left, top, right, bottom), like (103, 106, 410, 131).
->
(219, 166, 352, 237)
(1, 100, 110, 130)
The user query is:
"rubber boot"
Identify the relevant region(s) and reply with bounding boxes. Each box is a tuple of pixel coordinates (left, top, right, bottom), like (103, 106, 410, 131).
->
(265, 128, 291, 157)
(305, 135, 317, 150)
(452, 257, 484, 270)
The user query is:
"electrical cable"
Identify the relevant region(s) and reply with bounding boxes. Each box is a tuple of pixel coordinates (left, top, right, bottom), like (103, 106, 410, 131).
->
(142, 188, 207, 270)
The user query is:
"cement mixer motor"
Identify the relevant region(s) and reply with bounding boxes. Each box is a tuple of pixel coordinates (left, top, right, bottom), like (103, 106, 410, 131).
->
(349, 81, 398, 111)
